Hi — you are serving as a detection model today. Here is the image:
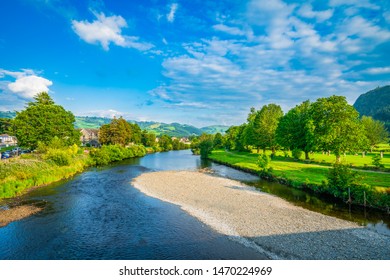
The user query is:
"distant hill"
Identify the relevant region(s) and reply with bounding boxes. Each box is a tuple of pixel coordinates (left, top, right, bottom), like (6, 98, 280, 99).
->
(201, 125, 229, 134)
(0, 111, 16, 119)
(353, 85, 390, 130)
(0, 111, 228, 137)
(74, 116, 112, 129)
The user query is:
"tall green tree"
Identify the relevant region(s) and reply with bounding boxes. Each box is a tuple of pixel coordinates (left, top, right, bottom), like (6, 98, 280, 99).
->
(128, 123, 142, 144)
(141, 130, 156, 147)
(198, 133, 214, 159)
(213, 132, 224, 149)
(310, 95, 367, 162)
(172, 138, 181, 150)
(11, 92, 80, 149)
(276, 100, 315, 159)
(253, 104, 283, 154)
(98, 117, 132, 146)
(159, 134, 173, 151)
(361, 116, 389, 151)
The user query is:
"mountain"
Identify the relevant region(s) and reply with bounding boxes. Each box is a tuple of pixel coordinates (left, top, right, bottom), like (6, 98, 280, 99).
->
(201, 125, 229, 134)
(136, 122, 203, 137)
(353, 85, 390, 130)
(0, 111, 229, 137)
(75, 116, 112, 129)
(0, 111, 16, 119)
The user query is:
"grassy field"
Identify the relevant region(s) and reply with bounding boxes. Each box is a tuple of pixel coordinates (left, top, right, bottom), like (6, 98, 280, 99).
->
(210, 150, 390, 189)
(249, 147, 390, 169)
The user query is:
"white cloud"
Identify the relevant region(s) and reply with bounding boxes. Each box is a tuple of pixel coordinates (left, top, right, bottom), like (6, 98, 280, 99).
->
(329, 0, 380, 10)
(365, 67, 390, 74)
(212, 24, 245, 36)
(72, 12, 153, 51)
(167, 3, 178, 23)
(0, 69, 53, 99)
(79, 109, 131, 119)
(297, 4, 333, 22)
(335, 16, 390, 53)
(8, 76, 53, 99)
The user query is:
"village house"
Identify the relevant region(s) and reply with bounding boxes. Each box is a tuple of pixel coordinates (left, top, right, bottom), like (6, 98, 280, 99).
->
(179, 137, 191, 144)
(79, 128, 99, 147)
(0, 134, 17, 147)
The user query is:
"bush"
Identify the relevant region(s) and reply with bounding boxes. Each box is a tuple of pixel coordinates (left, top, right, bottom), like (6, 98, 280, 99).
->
(44, 149, 72, 166)
(88, 144, 146, 166)
(326, 162, 372, 204)
(257, 154, 270, 171)
(292, 148, 302, 160)
(372, 154, 382, 168)
(89, 148, 111, 166)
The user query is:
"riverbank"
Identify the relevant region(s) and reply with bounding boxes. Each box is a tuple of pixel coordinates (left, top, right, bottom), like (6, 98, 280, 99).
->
(209, 150, 390, 210)
(132, 170, 390, 259)
(0, 204, 42, 227)
(0, 144, 149, 199)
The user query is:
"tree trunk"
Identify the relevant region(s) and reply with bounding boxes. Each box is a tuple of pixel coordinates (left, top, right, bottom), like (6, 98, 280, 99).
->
(336, 155, 341, 163)
(257, 147, 260, 154)
(305, 151, 309, 160)
(263, 148, 266, 154)
(271, 147, 275, 155)
(381, 151, 384, 158)
(362, 151, 365, 158)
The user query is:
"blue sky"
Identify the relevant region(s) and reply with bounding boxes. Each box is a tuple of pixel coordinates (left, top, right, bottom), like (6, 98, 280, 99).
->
(0, 0, 389, 127)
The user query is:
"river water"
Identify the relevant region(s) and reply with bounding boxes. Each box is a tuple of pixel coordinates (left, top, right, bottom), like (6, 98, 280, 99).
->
(0, 150, 389, 259)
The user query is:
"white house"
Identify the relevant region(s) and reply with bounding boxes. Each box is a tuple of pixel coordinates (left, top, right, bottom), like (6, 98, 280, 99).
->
(0, 134, 17, 147)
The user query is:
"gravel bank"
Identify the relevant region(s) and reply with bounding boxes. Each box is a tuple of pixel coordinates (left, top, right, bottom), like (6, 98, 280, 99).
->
(133, 170, 390, 259)
(0, 205, 42, 227)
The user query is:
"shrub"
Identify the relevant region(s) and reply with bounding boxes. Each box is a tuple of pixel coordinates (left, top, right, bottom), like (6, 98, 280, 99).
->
(372, 154, 382, 168)
(292, 148, 302, 160)
(257, 154, 270, 171)
(104, 145, 125, 162)
(326, 162, 374, 205)
(89, 148, 111, 166)
(44, 149, 72, 166)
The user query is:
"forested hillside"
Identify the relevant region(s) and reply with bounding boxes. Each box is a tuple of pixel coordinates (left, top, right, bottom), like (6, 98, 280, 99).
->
(354, 85, 390, 130)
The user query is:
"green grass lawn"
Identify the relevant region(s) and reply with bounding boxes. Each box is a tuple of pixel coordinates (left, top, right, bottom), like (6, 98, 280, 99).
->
(210, 150, 390, 189)
(249, 148, 390, 169)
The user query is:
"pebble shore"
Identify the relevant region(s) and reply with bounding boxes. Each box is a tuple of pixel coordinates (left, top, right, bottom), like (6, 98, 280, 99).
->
(0, 205, 42, 228)
(133, 170, 390, 260)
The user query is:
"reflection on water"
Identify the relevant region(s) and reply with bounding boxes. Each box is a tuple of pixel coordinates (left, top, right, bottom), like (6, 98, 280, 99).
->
(0, 150, 388, 260)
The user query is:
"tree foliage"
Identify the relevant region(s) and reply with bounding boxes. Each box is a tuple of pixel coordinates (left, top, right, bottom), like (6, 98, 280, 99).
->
(141, 130, 156, 147)
(309, 95, 367, 161)
(99, 117, 134, 146)
(159, 134, 173, 151)
(11, 92, 80, 149)
(361, 116, 389, 150)
(0, 118, 12, 134)
(198, 133, 214, 159)
(213, 132, 224, 149)
(276, 100, 314, 159)
(251, 104, 283, 154)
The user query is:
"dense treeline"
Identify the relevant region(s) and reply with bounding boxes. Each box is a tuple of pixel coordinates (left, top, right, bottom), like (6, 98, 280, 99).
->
(97, 117, 190, 153)
(223, 95, 388, 161)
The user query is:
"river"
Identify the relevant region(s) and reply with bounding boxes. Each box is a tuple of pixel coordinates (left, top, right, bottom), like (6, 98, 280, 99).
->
(0, 150, 389, 259)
